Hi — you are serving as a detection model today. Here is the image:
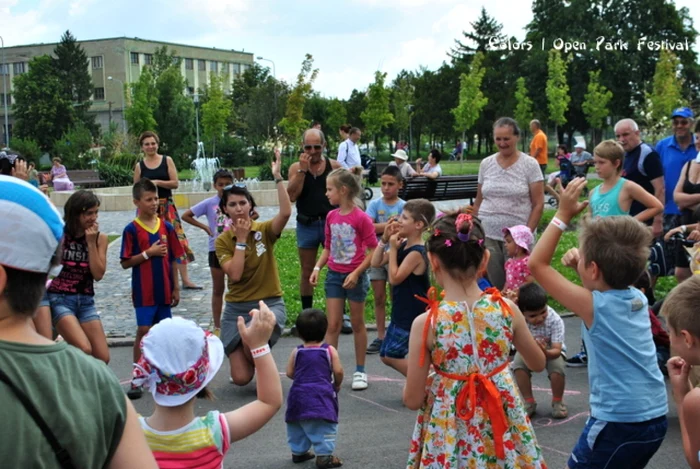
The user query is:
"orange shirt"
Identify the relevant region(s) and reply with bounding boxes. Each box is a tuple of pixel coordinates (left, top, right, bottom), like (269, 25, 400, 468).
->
(530, 129, 548, 165)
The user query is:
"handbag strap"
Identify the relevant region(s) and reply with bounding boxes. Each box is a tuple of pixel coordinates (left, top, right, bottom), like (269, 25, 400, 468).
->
(0, 368, 76, 469)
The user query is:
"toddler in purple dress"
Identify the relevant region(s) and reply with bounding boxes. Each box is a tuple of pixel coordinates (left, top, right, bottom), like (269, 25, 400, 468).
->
(285, 308, 345, 468)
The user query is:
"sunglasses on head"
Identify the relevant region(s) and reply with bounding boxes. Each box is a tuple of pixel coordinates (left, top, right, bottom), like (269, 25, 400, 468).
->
(224, 183, 247, 190)
(304, 144, 323, 151)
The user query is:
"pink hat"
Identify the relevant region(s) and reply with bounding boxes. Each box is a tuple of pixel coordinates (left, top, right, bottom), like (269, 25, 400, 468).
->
(503, 225, 534, 253)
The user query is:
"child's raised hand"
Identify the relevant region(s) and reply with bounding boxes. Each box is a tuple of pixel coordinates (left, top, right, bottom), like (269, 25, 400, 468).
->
(234, 218, 251, 240)
(272, 149, 282, 180)
(557, 177, 589, 221)
(85, 222, 100, 244)
(561, 247, 581, 269)
(389, 232, 401, 249)
(147, 240, 168, 258)
(667, 356, 692, 398)
(238, 300, 276, 350)
(383, 221, 400, 243)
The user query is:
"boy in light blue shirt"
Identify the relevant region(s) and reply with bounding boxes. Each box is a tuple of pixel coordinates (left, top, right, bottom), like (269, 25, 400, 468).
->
(529, 178, 668, 469)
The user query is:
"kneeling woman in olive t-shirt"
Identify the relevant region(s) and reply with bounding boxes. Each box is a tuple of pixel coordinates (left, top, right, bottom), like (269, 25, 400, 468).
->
(215, 154, 291, 385)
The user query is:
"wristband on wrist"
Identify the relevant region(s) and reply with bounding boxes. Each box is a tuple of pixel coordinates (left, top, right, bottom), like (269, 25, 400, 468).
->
(142, 251, 149, 260)
(251, 344, 270, 359)
(235, 243, 247, 251)
(313, 266, 321, 271)
(378, 240, 386, 248)
(274, 178, 284, 184)
(681, 225, 687, 233)
(550, 217, 568, 231)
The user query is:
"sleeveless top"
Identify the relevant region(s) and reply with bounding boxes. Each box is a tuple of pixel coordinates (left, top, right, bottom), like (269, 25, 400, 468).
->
(296, 158, 333, 219)
(48, 233, 95, 296)
(285, 344, 338, 423)
(139, 156, 171, 198)
(681, 161, 700, 224)
(391, 243, 429, 331)
(590, 177, 628, 218)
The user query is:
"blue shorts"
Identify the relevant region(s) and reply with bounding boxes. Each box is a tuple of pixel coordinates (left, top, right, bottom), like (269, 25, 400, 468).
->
(568, 415, 667, 469)
(324, 269, 369, 303)
(39, 291, 50, 308)
(380, 322, 410, 359)
(48, 293, 99, 324)
(296, 218, 326, 249)
(134, 305, 172, 327)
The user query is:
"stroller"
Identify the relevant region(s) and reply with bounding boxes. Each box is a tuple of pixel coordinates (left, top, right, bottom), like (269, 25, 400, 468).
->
(558, 158, 590, 197)
(360, 154, 376, 201)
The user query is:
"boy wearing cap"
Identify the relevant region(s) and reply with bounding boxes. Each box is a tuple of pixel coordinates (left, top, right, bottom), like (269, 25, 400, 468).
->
(388, 149, 417, 179)
(512, 283, 568, 419)
(120, 178, 185, 399)
(0, 175, 157, 468)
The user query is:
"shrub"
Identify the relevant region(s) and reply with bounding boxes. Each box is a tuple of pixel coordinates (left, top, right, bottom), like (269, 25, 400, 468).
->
(97, 162, 134, 187)
(52, 123, 94, 169)
(9, 137, 42, 163)
(258, 159, 292, 181)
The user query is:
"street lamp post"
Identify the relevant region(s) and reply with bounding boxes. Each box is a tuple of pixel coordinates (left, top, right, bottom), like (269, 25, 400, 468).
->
(1, 36, 9, 148)
(256, 56, 278, 125)
(193, 94, 201, 145)
(107, 76, 127, 135)
(407, 104, 415, 159)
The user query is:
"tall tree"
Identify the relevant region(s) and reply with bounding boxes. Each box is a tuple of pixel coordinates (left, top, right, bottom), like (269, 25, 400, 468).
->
(452, 52, 488, 151)
(361, 71, 394, 156)
(582, 70, 613, 146)
(201, 73, 232, 157)
(325, 98, 348, 147)
(451, 7, 506, 57)
(279, 54, 318, 148)
(12, 55, 74, 150)
(125, 67, 158, 137)
(390, 71, 415, 147)
(514, 77, 534, 152)
(643, 50, 686, 142)
(53, 30, 98, 137)
(546, 49, 570, 138)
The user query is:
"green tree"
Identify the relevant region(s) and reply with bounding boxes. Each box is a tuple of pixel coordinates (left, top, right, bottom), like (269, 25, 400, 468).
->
(125, 67, 158, 137)
(9, 137, 42, 162)
(582, 70, 613, 146)
(514, 77, 534, 151)
(279, 54, 318, 148)
(546, 49, 570, 138)
(390, 71, 414, 147)
(53, 122, 94, 169)
(361, 71, 394, 156)
(201, 73, 232, 157)
(646, 50, 684, 137)
(12, 55, 74, 150)
(53, 30, 98, 137)
(325, 98, 348, 147)
(452, 52, 488, 152)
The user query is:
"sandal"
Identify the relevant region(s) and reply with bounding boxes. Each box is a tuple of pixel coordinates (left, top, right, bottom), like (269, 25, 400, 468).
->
(292, 451, 315, 463)
(316, 455, 343, 468)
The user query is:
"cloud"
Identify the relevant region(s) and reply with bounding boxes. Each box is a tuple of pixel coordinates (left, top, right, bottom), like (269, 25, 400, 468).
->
(178, 0, 251, 31)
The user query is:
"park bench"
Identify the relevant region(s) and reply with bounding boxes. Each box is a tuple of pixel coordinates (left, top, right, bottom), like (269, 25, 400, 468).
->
(399, 175, 479, 203)
(66, 169, 106, 188)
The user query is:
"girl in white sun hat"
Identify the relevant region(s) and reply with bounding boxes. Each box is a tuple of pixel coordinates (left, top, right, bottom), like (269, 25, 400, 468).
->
(135, 301, 283, 468)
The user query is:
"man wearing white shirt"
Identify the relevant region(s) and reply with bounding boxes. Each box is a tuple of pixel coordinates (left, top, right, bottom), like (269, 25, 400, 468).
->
(338, 127, 362, 168)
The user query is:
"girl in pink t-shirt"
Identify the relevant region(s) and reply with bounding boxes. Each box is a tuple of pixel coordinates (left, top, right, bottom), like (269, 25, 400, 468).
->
(503, 224, 534, 298)
(310, 167, 378, 392)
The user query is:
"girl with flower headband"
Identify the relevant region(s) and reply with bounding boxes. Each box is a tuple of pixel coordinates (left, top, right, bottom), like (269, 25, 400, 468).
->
(135, 302, 283, 468)
(403, 210, 548, 468)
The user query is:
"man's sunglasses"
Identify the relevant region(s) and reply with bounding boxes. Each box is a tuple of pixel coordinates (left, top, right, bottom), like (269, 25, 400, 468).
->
(304, 144, 323, 151)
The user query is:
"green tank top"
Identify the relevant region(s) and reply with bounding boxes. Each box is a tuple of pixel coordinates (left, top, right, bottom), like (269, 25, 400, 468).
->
(590, 178, 628, 218)
(0, 340, 126, 468)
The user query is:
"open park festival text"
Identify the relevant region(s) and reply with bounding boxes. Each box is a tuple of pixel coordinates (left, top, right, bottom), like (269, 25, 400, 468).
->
(487, 36, 693, 53)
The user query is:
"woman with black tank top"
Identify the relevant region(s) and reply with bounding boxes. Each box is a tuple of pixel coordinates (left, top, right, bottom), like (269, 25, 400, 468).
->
(133, 131, 201, 290)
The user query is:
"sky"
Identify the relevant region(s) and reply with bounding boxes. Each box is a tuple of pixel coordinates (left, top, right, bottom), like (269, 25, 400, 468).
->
(2, 0, 699, 99)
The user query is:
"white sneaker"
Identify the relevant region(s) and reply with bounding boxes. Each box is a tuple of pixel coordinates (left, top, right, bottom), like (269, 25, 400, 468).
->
(352, 371, 368, 391)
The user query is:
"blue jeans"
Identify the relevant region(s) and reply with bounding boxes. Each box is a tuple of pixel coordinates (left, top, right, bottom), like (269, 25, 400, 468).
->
(287, 420, 338, 456)
(48, 293, 99, 324)
(568, 415, 667, 468)
(324, 269, 369, 302)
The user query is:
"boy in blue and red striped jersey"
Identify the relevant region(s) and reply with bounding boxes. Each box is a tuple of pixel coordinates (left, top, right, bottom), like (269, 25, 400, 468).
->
(120, 178, 184, 399)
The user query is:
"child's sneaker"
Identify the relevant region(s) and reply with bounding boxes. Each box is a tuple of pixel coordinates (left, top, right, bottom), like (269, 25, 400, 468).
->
(566, 351, 587, 367)
(366, 338, 382, 354)
(316, 455, 343, 468)
(292, 451, 315, 463)
(351, 371, 368, 391)
(127, 382, 143, 400)
(525, 400, 537, 417)
(552, 401, 568, 419)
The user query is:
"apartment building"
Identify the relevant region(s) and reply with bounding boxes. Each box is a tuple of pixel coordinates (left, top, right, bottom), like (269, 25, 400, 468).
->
(0, 37, 254, 145)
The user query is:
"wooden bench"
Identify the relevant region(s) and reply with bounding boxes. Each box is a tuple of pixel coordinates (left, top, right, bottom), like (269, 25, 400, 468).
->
(399, 175, 479, 203)
(66, 169, 106, 188)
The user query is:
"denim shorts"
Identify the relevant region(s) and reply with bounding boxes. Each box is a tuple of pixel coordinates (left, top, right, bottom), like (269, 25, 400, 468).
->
(324, 269, 369, 303)
(568, 415, 667, 469)
(380, 322, 410, 359)
(296, 219, 326, 249)
(134, 305, 172, 327)
(368, 264, 388, 281)
(39, 291, 50, 308)
(48, 293, 99, 324)
(208, 251, 221, 269)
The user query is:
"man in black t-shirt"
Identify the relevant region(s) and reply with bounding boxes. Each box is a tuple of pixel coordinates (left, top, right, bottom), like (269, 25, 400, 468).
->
(615, 118, 665, 238)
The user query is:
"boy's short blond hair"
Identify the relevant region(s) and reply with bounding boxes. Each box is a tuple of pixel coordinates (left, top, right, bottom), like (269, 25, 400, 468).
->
(579, 216, 651, 289)
(661, 276, 700, 338)
(594, 140, 625, 173)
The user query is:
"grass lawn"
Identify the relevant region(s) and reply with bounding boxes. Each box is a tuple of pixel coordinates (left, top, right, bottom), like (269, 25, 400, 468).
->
(107, 234, 120, 244)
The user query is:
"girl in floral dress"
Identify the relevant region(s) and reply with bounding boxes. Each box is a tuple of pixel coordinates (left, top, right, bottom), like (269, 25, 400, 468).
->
(403, 211, 548, 469)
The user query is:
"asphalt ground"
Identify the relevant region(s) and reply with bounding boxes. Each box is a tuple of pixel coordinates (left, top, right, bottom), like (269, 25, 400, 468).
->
(107, 315, 685, 469)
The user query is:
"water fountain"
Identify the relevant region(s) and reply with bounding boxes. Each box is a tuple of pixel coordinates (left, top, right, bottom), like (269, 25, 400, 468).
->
(190, 142, 220, 192)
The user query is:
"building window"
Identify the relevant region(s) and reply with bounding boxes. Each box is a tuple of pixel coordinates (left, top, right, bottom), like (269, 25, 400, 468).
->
(198, 59, 206, 71)
(185, 58, 194, 70)
(91, 56, 103, 69)
(0, 93, 11, 105)
(187, 86, 194, 95)
(13, 62, 26, 75)
(210, 61, 218, 72)
(130, 52, 139, 65)
(144, 54, 153, 65)
(232, 63, 241, 75)
(0, 64, 8, 76)
(93, 87, 105, 100)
